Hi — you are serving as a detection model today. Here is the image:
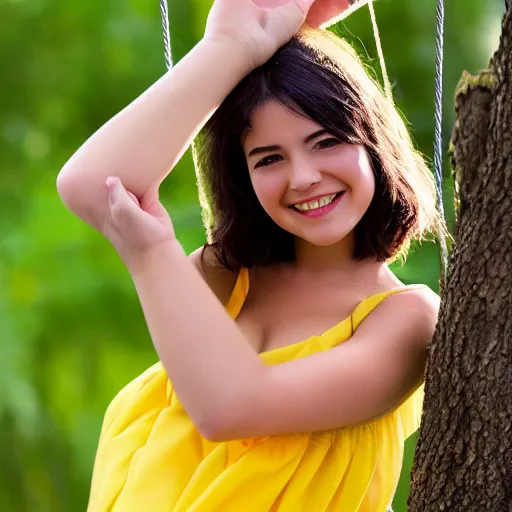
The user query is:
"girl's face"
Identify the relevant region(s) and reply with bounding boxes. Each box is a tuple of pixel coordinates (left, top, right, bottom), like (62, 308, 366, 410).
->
(242, 101, 375, 248)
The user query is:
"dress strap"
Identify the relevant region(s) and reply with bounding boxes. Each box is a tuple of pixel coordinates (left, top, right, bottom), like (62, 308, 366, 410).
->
(225, 267, 250, 319)
(351, 284, 429, 331)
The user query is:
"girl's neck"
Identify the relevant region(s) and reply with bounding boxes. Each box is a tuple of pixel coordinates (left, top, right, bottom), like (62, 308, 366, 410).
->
(293, 233, 357, 273)
(288, 235, 400, 288)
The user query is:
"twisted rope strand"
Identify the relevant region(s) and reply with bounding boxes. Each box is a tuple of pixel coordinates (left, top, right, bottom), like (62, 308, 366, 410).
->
(368, 0, 448, 286)
(160, 0, 173, 70)
(367, 0, 393, 102)
(434, 0, 449, 286)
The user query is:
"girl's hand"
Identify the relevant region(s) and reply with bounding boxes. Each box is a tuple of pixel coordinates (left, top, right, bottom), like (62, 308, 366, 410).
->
(204, 0, 316, 70)
(203, 0, 365, 70)
(103, 177, 176, 272)
(306, 0, 361, 28)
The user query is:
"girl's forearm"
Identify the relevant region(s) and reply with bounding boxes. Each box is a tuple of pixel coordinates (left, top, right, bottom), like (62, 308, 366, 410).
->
(131, 240, 265, 437)
(57, 38, 253, 229)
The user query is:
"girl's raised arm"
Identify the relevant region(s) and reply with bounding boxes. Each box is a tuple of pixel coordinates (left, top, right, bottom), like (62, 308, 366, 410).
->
(56, 0, 315, 231)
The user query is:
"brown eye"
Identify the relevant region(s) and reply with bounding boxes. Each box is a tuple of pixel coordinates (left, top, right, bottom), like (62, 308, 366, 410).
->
(314, 138, 340, 150)
(255, 154, 283, 168)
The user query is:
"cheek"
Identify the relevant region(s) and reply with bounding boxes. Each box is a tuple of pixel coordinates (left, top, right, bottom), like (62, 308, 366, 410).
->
(360, 169, 376, 205)
(250, 173, 284, 211)
(348, 150, 376, 205)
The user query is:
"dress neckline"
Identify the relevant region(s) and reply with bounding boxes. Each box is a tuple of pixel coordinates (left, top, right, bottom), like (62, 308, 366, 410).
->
(226, 267, 425, 357)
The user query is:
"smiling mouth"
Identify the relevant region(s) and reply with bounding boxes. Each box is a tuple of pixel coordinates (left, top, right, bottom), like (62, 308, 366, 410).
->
(288, 191, 345, 219)
(290, 192, 345, 212)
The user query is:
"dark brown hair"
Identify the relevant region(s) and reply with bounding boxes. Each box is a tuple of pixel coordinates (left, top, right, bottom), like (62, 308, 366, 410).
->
(194, 27, 444, 271)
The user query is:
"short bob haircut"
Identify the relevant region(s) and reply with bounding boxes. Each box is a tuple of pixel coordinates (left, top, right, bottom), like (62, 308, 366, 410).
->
(194, 27, 444, 271)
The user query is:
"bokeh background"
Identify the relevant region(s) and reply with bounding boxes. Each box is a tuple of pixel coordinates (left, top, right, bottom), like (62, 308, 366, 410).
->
(0, 0, 504, 510)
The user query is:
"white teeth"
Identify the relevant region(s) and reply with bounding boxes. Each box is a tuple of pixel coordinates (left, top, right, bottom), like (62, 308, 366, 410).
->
(294, 194, 337, 211)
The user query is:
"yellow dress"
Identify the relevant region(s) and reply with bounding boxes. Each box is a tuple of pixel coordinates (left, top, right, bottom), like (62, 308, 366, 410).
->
(88, 268, 425, 512)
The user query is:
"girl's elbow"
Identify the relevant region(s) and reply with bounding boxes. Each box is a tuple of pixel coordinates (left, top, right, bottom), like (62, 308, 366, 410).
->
(56, 170, 106, 229)
(56, 169, 77, 209)
(194, 412, 232, 442)
(196, 402, 255, 443)
(198, 423, 227, 442)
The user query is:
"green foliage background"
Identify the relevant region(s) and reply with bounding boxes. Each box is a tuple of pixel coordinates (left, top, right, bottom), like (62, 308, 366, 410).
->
(0, 0, 504, 510)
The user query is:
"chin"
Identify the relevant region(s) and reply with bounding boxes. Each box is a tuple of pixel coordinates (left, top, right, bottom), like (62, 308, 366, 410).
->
(296, 229, 353, 248)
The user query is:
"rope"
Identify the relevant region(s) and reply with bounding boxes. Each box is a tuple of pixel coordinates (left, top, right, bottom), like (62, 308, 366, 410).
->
(368, 0, 448, 287)
(160, 0, 173, 70)
(433, 0, 449, 287)
(367, 0, 393, 103)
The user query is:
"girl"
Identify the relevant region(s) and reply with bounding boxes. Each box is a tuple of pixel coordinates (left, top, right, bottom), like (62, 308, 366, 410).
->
(57, 0, 442, 510)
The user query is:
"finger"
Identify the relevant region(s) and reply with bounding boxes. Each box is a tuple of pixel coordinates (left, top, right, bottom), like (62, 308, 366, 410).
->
(307, 0, 363, 28)
(294, 0, 316, 15)
(266, 0, 315, 42)
(138, 186, 169, 220)
(106, 176, 123, 208)
(106, 177, 147, 229)
(127, 190, 141, 207)
(144, 199, 170, 221)
(106, 177, 140, 209)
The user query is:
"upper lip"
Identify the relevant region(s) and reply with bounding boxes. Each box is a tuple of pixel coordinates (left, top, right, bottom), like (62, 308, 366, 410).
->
(289, 191, 345, 207)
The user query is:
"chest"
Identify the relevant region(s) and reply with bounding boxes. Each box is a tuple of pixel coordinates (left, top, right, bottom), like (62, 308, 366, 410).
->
(235, 276, 372, 354)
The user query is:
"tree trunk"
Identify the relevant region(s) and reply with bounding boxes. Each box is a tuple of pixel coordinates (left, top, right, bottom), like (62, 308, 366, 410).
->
(408, 4, 512, 511)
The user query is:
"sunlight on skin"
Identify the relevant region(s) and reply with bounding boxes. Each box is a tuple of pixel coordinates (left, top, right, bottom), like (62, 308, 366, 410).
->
(305, 0, 352, 27)
(252, 0, 352, 28)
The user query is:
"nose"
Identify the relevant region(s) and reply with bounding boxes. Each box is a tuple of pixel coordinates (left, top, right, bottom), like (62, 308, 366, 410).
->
(288, 160, 322, 192)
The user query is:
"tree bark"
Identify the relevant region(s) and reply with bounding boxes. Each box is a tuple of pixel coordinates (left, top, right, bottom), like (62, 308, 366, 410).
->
(408, 4, 512, 511)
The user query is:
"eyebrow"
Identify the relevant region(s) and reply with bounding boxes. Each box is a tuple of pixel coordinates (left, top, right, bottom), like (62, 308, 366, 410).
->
(247, 129, 329, 158)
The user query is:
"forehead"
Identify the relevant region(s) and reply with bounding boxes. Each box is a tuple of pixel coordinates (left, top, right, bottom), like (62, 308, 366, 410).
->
(242, 101, 321, 146)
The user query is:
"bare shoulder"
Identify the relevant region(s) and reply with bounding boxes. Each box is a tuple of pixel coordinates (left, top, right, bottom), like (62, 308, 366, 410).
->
(396, 285, 440, 327)
(189, 245, 239, 306)
(361, 284, 440, 348)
